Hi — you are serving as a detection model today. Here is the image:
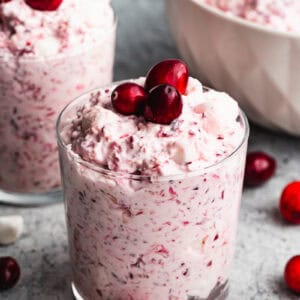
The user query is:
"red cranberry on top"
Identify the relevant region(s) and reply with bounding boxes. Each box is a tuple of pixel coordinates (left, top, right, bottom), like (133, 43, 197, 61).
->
(145, 59, 189, 94)
(111, 82, 148, 116)
(25, 0, 63, 11)
(144, 84, 182, 125)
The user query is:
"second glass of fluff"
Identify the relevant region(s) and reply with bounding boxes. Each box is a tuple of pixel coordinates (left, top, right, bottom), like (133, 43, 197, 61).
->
(0, 0, 116, 202)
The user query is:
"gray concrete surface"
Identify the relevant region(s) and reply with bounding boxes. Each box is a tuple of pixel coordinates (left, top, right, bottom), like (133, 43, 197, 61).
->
(1, 1, 300, 299)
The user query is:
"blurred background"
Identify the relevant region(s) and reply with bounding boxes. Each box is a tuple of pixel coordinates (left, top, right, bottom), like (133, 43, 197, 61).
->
(1, 1, 300, 299)
(112, 0, 179, 80)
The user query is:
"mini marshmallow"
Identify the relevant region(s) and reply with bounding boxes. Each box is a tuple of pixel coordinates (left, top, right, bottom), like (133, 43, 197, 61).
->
(0, 215, 24, 245)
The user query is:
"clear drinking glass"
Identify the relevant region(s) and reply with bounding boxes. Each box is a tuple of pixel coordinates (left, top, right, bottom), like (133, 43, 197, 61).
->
(0, 18, 116, 205)
(57, 86, 249, 300)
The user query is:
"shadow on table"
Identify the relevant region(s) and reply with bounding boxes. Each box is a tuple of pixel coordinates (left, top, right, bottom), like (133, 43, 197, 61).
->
(272, 276, 300, 300)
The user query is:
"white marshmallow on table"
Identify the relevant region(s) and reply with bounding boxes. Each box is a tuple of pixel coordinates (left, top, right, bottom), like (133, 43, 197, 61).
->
(0, 215, 24, 245)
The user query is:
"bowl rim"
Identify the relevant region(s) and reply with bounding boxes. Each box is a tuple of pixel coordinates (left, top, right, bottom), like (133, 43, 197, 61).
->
(188, 0, 300, 39)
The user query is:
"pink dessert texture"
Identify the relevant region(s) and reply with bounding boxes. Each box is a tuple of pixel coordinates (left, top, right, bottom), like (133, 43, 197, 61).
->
(58, 77, 248, 300)
(204, 0, 300, 32)
(0, 0, 115, 193)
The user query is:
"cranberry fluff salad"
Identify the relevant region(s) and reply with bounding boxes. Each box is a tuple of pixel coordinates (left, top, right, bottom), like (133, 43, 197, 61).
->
(204, 0, 300, 32)
(0, 0, 115, 193)
(58, 60, 249, 300)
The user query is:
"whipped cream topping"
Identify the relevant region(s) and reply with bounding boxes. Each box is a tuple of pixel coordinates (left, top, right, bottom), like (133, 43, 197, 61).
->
(204, 0, 300, 32)
(65, 77, 244, 177)
(0, 0, 114, 57)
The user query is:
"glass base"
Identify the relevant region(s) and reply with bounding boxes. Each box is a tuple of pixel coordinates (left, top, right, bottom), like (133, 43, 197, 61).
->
(71, 281, 229, 300)
(72, 282, 84, 300)
(188, 281, 229, 300)
(0, 189, 63, 206)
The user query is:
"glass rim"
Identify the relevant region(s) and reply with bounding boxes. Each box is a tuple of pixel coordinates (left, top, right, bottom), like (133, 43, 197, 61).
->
(0, 6, 117, 62)
(192, 0, 300, 39)
(56, 82, 250, 182)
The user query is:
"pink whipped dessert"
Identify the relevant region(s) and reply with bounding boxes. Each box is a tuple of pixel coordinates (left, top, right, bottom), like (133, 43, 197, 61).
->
(204, 0, 300, 32)
(0, 0, 115, 193)
(58, 60, 249, 300)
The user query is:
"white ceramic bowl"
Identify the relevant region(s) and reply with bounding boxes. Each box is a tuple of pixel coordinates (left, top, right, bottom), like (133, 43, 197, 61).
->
(166, 0, 300, 135)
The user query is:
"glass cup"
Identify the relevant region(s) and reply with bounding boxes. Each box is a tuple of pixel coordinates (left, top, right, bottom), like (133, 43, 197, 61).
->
(0, 16, 116, 205)
(57, 85, 249, 300)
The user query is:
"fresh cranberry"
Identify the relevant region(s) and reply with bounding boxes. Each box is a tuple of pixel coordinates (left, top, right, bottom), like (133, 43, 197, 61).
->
(0, 257, 20, 291)
(279, 181, 300, 224)
(145, 59, 189, 94)
(284, 255, 300, 294)
(111, 82, 148, 116)
(244, 151, 276, 186)
(25, 0, 63, 11)
(0, 0, 12, 3)
(144, 84, 182, 125)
